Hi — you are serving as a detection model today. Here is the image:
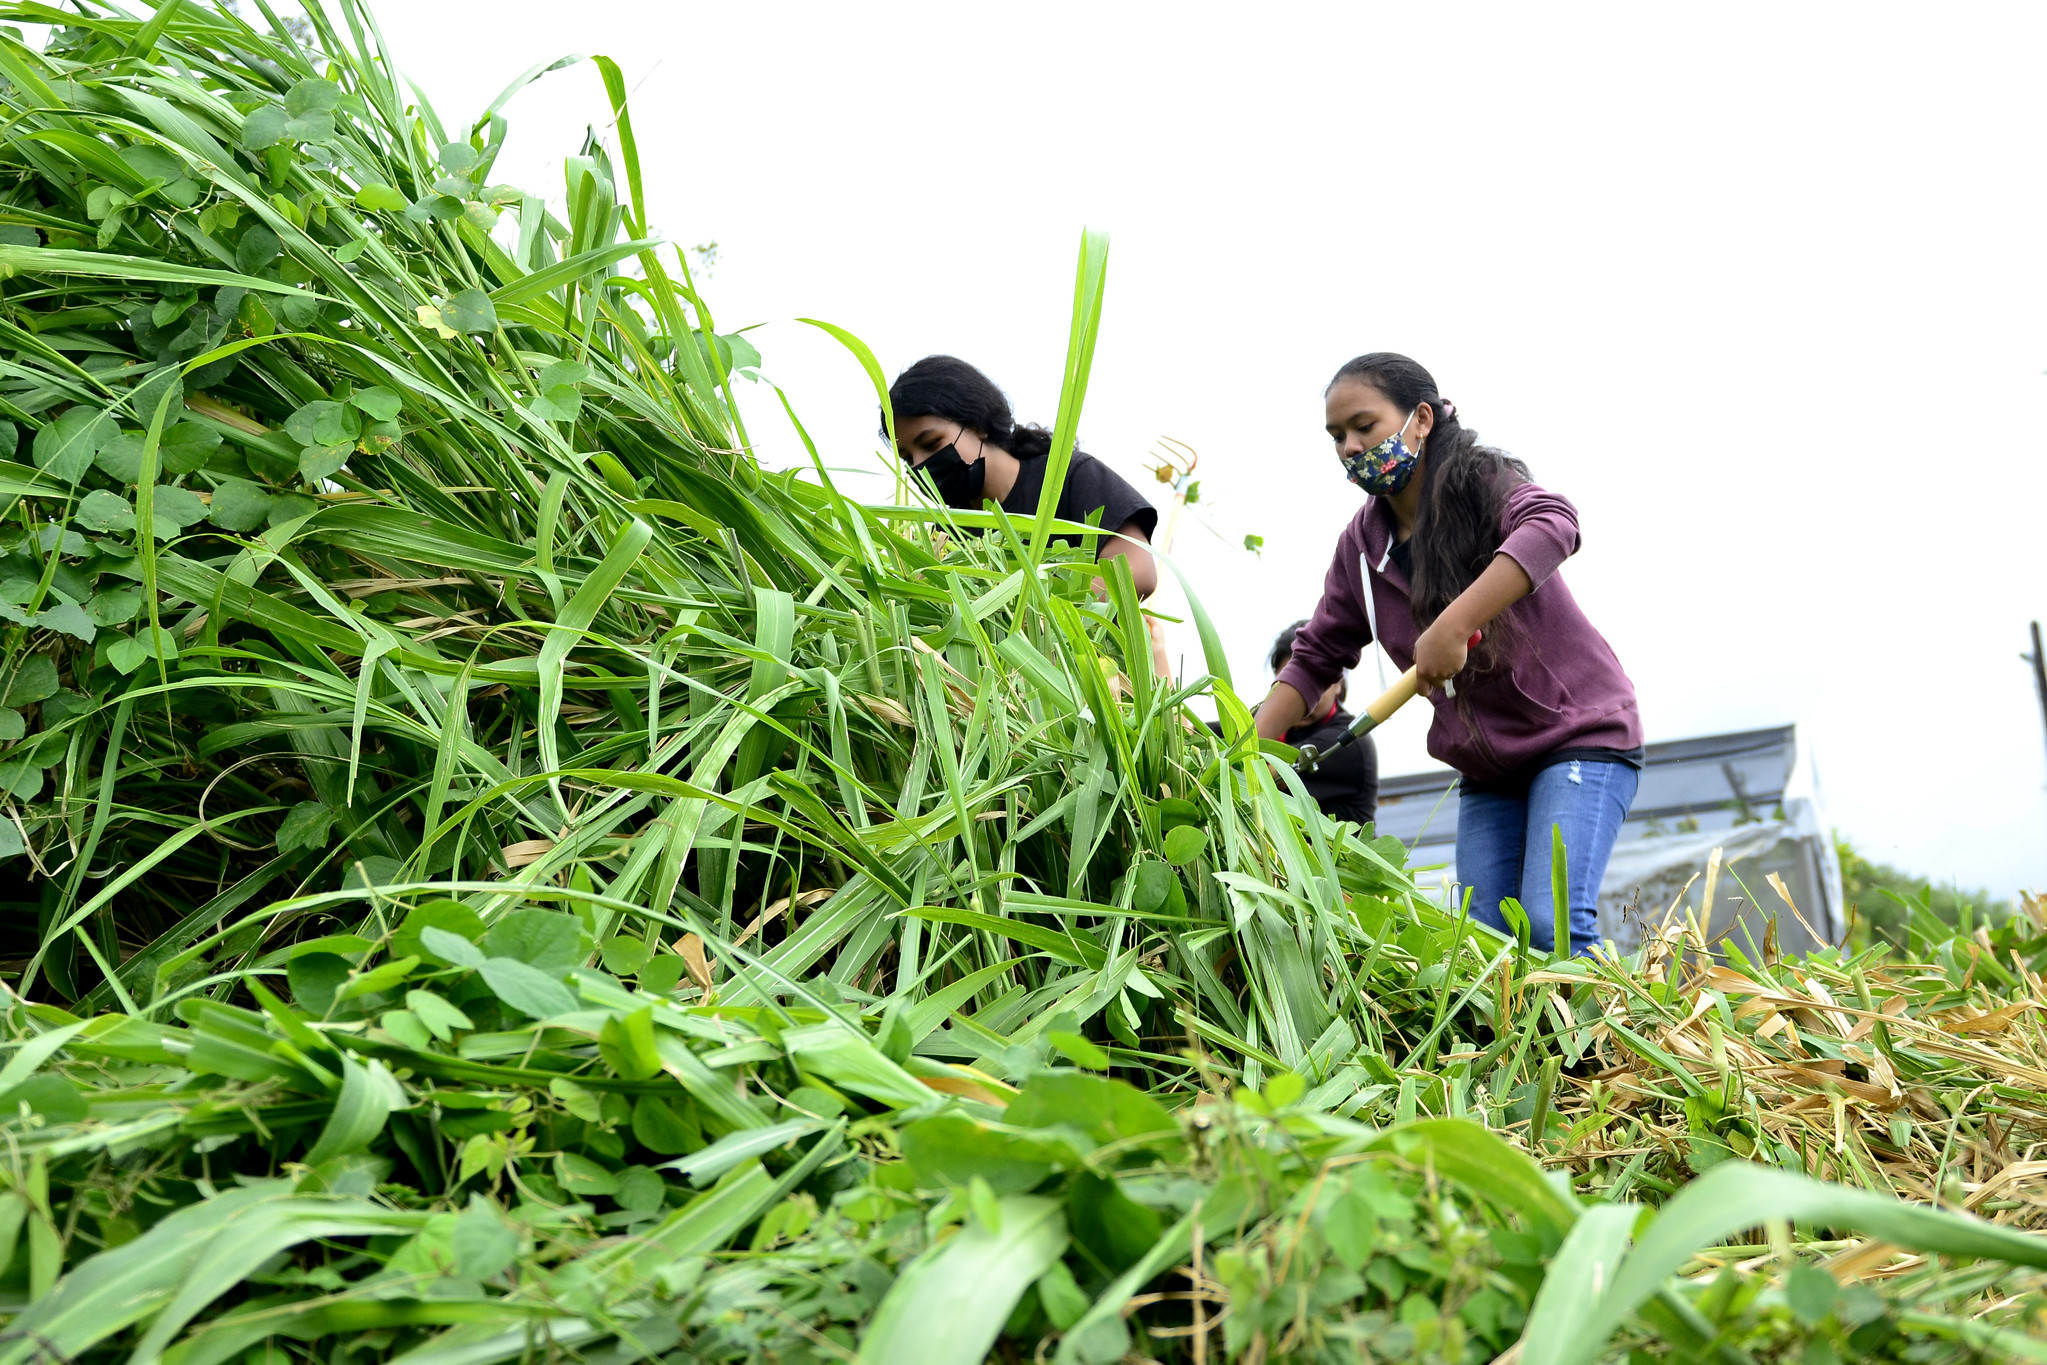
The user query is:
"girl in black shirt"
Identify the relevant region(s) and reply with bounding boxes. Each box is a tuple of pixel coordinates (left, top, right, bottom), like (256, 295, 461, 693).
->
(885, 356, 1159, 597)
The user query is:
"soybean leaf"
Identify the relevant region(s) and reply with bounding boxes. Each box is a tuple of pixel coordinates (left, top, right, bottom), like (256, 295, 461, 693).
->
(354, 183, 408, 212)
(3, 658, 61, 708)
(440, 289, 497, 334)
(481, 908, 585, 972)
(75, 490, 135, 534)
(418, 928, 484, 970)
(348, 387, 402, 421)
(207, 478, 273, 532)
(158, 421, 221, 474)
(275, 802, 336, 852)
(394, 901, 486, 964)
(38, 602, 95, 643)
(284, 78, 341, 117)
(1162, 824, 1208, 866)
(33, 408, 116, 483)
(477, 957, 577, 1019)
(241, 105, 287, 150)
(405, 989, 473, 1042)
(451, 1199, 517, 1279)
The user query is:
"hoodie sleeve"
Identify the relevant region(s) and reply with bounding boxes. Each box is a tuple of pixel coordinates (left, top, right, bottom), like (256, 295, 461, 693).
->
(1274, 511, 1372, 703)
(1495, 482, 1582, 591)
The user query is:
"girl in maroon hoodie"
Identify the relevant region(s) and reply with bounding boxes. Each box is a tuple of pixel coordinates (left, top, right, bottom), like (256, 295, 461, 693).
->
(1254, 353, 1643, 956)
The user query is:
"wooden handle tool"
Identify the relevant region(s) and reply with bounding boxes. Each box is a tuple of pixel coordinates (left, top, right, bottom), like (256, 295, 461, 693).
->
(1293, 632, 1481, 773)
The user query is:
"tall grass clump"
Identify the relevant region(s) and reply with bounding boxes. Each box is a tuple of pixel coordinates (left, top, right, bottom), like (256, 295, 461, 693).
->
(0, 4, 2041, 1362)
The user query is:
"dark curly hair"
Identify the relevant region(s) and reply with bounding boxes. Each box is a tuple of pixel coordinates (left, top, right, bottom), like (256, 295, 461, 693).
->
(1326, 353, 1529, 672)
(882, 355, 1056, 461)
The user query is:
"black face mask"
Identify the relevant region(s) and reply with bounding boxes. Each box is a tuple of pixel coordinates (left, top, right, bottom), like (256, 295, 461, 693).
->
(915, 442, 986, 509)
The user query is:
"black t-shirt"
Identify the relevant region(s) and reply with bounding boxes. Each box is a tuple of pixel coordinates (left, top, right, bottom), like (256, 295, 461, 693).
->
(1285, 708, 1379, 825)
(1000, 451, 1158, 550)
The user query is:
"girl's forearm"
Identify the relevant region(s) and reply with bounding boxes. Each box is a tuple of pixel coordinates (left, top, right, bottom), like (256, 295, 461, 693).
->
(1438, 553, 1533, 636)
(1254, 682, 1311, 741)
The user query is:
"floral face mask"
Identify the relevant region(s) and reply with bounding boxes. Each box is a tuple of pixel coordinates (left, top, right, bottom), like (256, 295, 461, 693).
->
(1339, 407, 1421, 495)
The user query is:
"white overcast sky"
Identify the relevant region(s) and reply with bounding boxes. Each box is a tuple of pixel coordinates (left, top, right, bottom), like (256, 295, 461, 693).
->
(371, 1, 2047, 900)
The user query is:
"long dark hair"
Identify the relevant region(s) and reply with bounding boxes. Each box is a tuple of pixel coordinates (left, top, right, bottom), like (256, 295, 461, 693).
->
(883, 355, 1056, 460)
(1327, 353, 1529, 670)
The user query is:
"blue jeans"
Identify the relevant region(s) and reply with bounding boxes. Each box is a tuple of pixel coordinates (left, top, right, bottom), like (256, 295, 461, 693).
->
(1456, 758, 1638, 956)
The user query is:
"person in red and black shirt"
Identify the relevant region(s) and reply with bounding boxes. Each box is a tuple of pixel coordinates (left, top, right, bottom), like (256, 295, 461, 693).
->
(1269, 620, 1377, 825)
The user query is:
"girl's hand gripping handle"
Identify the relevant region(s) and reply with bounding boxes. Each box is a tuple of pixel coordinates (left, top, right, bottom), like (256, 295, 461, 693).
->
(1414, 626, 1484, 699)
(1373, 631, 1482, 717)
(1291, 633, 1481, 774)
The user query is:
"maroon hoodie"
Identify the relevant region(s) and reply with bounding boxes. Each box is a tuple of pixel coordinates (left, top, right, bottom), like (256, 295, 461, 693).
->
(1274, 482, 1642, 783)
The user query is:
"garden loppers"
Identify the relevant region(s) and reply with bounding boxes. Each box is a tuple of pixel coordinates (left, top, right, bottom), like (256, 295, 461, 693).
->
(1294, 631, 1481, 773)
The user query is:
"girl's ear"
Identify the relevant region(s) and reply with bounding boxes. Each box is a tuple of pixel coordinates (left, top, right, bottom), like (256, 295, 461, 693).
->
(1414, 402, 1437, 446)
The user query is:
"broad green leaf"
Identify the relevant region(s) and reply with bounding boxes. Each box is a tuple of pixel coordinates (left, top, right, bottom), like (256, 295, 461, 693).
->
(1003, 1071, 1178, 1150)
(1526, 1160, 2047, 1365)
(235, 225, 280, 275)
(95, 433, 144, 483)
(207, 477, 273, 532)
(550, 1077, 604, 1122)
(276, 801, 336, 852)
(598, 1007, 662, 1081)
(379, 1009, 431, 1050)
(860, 1194, 1068, 1365)
(394, 901, 486, 965)
(482, 908, 586, 972)
(354, 182, 408, 212)
(419, 927, 485, 969)
(151, 483, 207, 530)
(1046, 1031, 1110, 1071)
(900, 1114, 1064, 1195)
(348, 387, 402, 421)
(86, 588, 141, 625)
(300, 445, 349, 483)
(555, 1151, 619, 1196)
(1162, 824, 1208, 866)
(37, 602, 94, 643)
(478, 957, 578, 1019)
(405, 989, 473, 1042)
(33, 408, 116, 483)
(0, 762, 39, 801)
(1322, 1189, 1379, 1270)
(632, 1095, 702, 1156)
(1786, 1263, 1840, 1326)
(158, 421, 221, 474)
(1, 658, 58, 708)
(451, 1198, 518, 1279)
(75, 489, 135, 533)
(304, 1056, 397, 1165)
(240, 105, 287, 150)
(284, 78, 342, 118)
(441, 289, 498, 334)
(599, 935, 653, 976)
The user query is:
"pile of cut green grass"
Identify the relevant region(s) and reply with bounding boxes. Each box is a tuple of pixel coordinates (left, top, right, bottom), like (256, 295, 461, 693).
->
(0, 5, 2042, 1362)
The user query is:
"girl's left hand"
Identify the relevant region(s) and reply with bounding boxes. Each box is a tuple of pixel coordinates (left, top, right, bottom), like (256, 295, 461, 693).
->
(1413, 619, 1470, 697)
